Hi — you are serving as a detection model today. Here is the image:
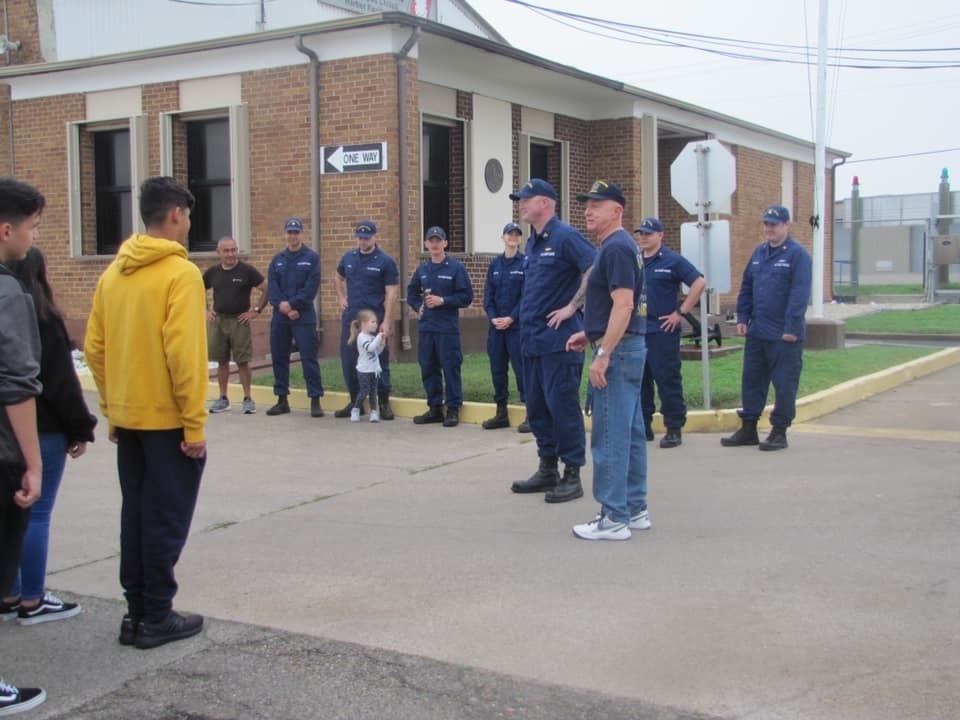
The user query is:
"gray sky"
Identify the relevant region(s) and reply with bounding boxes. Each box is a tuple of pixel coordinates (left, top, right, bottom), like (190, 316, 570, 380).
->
(469, 0, 960, 200)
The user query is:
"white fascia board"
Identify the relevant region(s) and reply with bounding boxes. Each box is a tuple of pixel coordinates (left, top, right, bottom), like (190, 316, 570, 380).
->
(6, 26, 407, 101)
(418, 39, 634, 120)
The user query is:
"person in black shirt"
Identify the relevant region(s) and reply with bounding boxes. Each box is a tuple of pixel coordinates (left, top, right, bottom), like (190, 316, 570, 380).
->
(203, 236, 266, 415)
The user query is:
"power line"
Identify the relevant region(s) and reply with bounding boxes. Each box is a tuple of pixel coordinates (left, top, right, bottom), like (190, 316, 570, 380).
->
(506, 0, 960, 69)
(844, 148, 960, 164)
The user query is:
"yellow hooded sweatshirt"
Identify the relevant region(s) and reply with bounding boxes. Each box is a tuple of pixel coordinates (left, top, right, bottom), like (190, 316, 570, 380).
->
(84, 234, 208, 443)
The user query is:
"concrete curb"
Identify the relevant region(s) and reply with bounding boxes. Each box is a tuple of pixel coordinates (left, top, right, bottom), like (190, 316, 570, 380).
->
(78, 347, 960, 434)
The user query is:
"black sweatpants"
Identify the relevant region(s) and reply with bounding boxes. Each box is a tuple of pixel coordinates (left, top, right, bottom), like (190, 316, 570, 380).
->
(116, 428, 204, 622)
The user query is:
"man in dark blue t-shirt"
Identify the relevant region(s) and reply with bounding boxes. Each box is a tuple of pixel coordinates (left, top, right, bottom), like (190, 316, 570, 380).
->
(566, 180, 649, 541)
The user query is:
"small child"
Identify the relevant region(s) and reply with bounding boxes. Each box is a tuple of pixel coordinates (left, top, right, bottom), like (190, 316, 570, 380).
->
(347, 309, 386, 423)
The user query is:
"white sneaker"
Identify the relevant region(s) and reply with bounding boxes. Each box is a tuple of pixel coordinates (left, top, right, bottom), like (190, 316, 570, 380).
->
(350, 408, 360, 422)
(629, 510, 651, 530)
(572, 514, 631, 541)
(369, 410, 380, 423)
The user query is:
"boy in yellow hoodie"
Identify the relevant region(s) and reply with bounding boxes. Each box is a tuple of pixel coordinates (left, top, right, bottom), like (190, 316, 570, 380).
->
(84, 176, 208, 650)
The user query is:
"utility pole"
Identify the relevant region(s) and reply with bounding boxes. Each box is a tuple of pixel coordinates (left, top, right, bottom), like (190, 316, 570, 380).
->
(850, 175, 861, 296)
(937, 168, 952, 285)
(811, 0, 829, 318)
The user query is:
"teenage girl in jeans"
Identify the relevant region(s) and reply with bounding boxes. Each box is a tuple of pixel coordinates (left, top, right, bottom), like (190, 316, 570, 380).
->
(0, 247, 96, 625)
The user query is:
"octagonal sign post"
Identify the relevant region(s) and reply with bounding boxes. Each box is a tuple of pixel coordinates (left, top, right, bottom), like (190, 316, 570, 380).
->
(669, 139, 736, 410)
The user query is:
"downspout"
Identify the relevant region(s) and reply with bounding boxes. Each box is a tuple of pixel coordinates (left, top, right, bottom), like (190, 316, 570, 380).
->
(3, 0, 14, 173)
(295, 35, 321, 333)
(830, 155, 847, 299)
(396, 27, 420, 351)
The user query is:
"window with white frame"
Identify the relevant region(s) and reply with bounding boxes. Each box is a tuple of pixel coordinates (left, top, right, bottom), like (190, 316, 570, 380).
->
(160, 105, 249, 254)
(67, 116, 148, 257)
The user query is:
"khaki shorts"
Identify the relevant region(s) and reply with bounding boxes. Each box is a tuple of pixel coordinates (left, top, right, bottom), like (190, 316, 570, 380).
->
(208, 315, 253, 363)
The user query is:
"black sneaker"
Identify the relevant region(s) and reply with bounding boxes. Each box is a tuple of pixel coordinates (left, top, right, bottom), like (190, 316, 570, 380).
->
(135, 611, 204, 650)
(17, 593, 81, 626)
(0, 679, 46, 716)
(0, 598, 19, 622)
(118, 614, 140, 646)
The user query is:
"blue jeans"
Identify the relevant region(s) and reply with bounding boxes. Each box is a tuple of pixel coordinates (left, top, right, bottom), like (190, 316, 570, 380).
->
(589, 335, 648, 523)
(8, 432, 68, 601)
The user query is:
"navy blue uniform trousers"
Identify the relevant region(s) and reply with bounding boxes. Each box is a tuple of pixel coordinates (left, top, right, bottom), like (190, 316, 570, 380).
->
(641, 331, 687, 430)
(487, 327, 524, 403)
(524, 351, 586, 467)
(117, 428, 204, 622)
(270, 319, 324, 398)
(419, 332, 463, 408)
(738, 336, 804, 428)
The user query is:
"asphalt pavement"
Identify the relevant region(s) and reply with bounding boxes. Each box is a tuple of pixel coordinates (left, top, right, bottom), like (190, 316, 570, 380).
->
(3, 358, 958, 720)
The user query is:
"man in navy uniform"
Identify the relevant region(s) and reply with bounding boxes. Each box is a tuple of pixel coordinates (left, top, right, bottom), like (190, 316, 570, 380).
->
(481, 222, 527, 431)
(265, 217, 324, 417)
(722, 205, 811, 451)
(634, 217, 706, 449)
(333, 220, 400, 420)
(508, 179, 597, 504)
(406, 226, 474, 427)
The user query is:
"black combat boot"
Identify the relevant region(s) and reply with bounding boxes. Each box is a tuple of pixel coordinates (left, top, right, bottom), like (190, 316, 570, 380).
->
(659, 428, 682, 449)
(511, 456, 559, 493)
(758, 426, 788, 451)
(442, 407, 460, 427)
(310, 397, 324, 418)
(334, 394, 357, 418)
(545, 464, 584, 503)
(517, 417, 531, 433)
(720, 419, 759, 446)
(266, 396, 290, 416)
(378, 392, 394, 420)
(413, 406, 444, 424)
(482, 401, 510, 430)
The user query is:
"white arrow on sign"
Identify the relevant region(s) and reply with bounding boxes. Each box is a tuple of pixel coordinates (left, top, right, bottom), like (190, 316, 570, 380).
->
(326, 146, 344, 173)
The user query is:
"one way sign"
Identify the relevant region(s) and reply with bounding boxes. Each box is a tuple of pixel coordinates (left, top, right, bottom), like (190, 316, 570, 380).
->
(321, 142, 388, 174)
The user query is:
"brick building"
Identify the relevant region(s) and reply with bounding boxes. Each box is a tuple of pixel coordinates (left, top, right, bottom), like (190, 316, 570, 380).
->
(0, 1, 844, 359)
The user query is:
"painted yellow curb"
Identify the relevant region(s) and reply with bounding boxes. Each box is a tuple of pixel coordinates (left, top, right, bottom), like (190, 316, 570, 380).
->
(79, 346, 960, 432)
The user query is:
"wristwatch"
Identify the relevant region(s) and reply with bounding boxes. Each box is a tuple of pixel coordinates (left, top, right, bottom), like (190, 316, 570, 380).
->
(253, 306, 261, 314)
(595, 346, 606, 358)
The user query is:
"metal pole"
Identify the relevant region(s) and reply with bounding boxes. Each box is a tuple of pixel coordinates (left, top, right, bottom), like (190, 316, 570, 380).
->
(850, 175, 861, 296)
(695, 143, 711, 410)
(937, 167, 952, 286)
(811, 0, 829, 317)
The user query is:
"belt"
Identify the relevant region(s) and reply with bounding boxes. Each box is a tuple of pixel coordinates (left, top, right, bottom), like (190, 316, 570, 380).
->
(215, 312, 240, 318)
(589, 331, 638, 349)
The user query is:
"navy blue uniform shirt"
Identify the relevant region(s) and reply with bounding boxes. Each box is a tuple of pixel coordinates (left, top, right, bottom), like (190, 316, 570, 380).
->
(736, 236, 812, 340)
(483, 252, 526, 325)
(583, 228, 646, 342)
(519, 217, 597, 356)
(336, 246, 400, 321)
(407, 255, 474, 334)
(267, 246, 320, 321)
(643, 246, 703, 334)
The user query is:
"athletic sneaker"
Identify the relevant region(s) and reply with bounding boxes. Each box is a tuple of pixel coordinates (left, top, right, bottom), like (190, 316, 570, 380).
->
(0, 599, 19, 622)
(16, 593, 81, 626)
(369, 410, 380, 423)
(242, 397, 256, 414)
(350, 407, 361, 422)
(629, 509, 652, 530)
(209, 396, 230, 413)
(572, 513, 631, 541)
(0, 679, 46, 716)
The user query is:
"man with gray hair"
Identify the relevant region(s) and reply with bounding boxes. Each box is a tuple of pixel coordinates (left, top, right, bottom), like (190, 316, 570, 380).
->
(203, 236, 266, 415)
